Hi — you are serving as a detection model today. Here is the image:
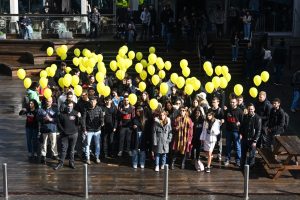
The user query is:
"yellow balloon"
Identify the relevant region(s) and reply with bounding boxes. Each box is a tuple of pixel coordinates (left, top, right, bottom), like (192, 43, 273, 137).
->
(261, 71, 270, 82)
(23, 77, 32, 89)
(220, 77, 228, 89)
(160, 82, 169, 96)
(135, 63, 143, 73)
(182, 67, 190, 77)
(116, 70, 126, 80)
(212, 76, 221, 89)
(253, 75, 262, 87)
(184, 84, 194, 95)
(60, 45, 68, 54)
(149, 46, 156, 54)
(60, 53, 67, 61)
(224, 73, 231, 82)
(138, 81, 146, 92)
(40, 70, 48, 78)
(203, 61, 212, 71)
(141, 59, 148, 68)
(158, 70, 166, 79)
(97, 82, 105, 94)
(97, 62, 107, 74)
(180, 59, 188, 69)
(79, 64, 86, 73)
(73, 57, 80, 66)
(164, 61, 172, 70)
(58, 77, 64, 88)
(234, 84, 243, 96)
(192, 79, 201, 91)
(95, 72, 104, 83)
(17, 68, 26, 80)
(51, 64, 57, 71)
(149, 99, 158, 110)
(71, 75, 80, 87)
(86, 67, 94, 74)
(148, 53, 157, 65)
(46, 47, 54, 56)
(249, 87, 258, 98)
(44, 88, 52, 99)
(128, 93, 138, 105)
(128, 51, 135, 60)
(147, 65, 155, 75)
(170, 73, 178, 84)
(63, 76, 71, 87)
(110, 60, 118, 72)
(176, 76, 185, 89)
(205, 82, 214, 94)
(118, 48, 126, 57)
(140, 70, 148, 81)
(151, 75, 160, 86)
(206, 67, 214, 76)
(74, 48, 81, 57)
(156, 57, 164, 70)
(39, 77, 48, 89)
(215, 65, 222, 76)
(66, 67, 72, 74)
(97, 54, 103, 62)
(221, 65, 229, 75)
(136, 52, 143, 61)
(56, 47, 62, 57)
(103, 86, 111, 97)
(74, 85, 82, 97)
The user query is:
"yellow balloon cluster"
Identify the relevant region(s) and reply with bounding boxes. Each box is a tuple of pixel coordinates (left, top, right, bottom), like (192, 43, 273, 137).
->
(17, 68, 26, 80)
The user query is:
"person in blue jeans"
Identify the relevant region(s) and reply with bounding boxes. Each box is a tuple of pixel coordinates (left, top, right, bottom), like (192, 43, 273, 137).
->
(82, 96, 104, 164)
(231, 32, 240, 61)
(224, 96, 244, 167)
(291, 70, 300, 112)
(131, 107, 151, 169)
(152, 110, 172, 172)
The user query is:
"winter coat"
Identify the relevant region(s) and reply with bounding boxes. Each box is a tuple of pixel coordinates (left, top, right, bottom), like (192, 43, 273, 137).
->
(268, 107, 285, 135)
(255, 100, 272, 127)
(152, 117, 172, 154)
(240, 114, 262, 142)
(200, 119, 221, 143)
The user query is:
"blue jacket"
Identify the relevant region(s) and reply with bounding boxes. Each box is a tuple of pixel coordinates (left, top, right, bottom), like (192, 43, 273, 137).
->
(38, 106, 58, 133)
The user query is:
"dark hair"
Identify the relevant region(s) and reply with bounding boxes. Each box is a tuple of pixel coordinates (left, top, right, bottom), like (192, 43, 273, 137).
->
(29, 99, 39, 110)
(207, 111, 215, 118)
(88, 87, 95, 92)
(29, 81, 39, 90)
(104, 96, 112, 101)
(66, 91, 73, 96)
(247, 103, 255, 108)
(212, 97, 220, 102)
(237, 95, 244, 99)
(61, 62, 67, 67)
(273, 98, 281, 104)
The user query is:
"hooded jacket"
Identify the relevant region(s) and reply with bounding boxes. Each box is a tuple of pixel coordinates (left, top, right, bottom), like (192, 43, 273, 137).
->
(152, 117, 172, 154)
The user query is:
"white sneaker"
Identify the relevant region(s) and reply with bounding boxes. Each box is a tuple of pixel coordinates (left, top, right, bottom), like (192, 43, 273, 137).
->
(155, 166, 159, 172)
(133, 165, 137, 169)
(140, 165, 145, 169)
(160, 165, 165, 170)
(224, 160, 230, 167)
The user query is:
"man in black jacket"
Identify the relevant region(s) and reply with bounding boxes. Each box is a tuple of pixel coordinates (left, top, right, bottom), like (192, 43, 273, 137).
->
(267, 98, 285, 150)
(255, 91, 272, 148)
(240, 103, 262, 168)
(54, 102, 81, 170)
(224, 97, 244, 167)
(82, 96, 104, 164)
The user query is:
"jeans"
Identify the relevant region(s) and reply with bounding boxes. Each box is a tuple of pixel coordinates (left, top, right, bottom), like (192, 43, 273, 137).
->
(232, 46, 239, 60)
(241, 139, 256, 166)
(291, 89, 300, 110)
(21, 26, 33, 40)
(155, 153, 167, 167)
(274, 64, 284, 83)
(103, 124, 115, 155)
(41, 132, 58, 157)
(85, 130, 101, 160)
(243, 23, 251, 39)
(25, 128, 38, 155)
(60, 133, 78, 162)
(132, 150, 146, 167)
(225, 131, 241, 162)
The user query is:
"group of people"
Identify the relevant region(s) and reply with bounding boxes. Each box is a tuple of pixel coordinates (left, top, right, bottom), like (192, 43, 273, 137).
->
(19, 62, 288, 173)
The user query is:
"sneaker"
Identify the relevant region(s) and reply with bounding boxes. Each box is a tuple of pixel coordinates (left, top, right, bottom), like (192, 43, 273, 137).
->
(236, 161, 241, 167)
(217, 154, 222, 161)
(117, 151, 123, 157)
(86, 160, 91, 165)
(133, 165, 137, 169)
(205, 167, 211, 173)
(155, 165, 159, 172)
(224, 160, 229, 167)
(140, 165, 145, 169)
(161, 165, 165, 170)
(96, 158, 101, 164)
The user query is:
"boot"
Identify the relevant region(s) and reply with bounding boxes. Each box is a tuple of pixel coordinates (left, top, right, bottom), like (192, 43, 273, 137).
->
(41, 156, 46, 165)
(53, 161, 63, 170)
(69, 161, 75, 169)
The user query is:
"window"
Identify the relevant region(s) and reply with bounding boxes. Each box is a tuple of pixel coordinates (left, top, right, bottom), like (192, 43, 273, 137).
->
(0, 0, 9, 14)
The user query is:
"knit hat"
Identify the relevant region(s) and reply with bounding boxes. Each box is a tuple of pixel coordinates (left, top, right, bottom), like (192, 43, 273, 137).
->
(197, 92, 207, 100)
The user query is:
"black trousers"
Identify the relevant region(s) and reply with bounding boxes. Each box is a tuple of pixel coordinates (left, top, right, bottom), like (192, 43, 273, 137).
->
(60, 133, 78, 163)
(90, 23, 99, 38)
(103, 124, 115, 155)
(119, 127, 132, 152)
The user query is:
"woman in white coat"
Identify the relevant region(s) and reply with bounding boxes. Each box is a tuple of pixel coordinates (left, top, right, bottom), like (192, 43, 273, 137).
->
(200, 111, 221, 173)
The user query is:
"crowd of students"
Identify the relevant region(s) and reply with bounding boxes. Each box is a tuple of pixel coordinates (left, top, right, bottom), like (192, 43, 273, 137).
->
(19, 63, 288, 173)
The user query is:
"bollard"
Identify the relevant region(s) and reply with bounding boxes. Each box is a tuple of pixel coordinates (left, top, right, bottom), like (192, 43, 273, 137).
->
(244, 164, 249, 200)
(84, 164, 88, 199)
(163, 164, 169, 199)
(3, 163, 8, 199)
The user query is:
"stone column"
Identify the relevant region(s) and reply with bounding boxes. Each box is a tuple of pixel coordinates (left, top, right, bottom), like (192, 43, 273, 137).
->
(9, 0, 18, 33)
(81, 0, 89, 33)
(293, 0, 300, 37)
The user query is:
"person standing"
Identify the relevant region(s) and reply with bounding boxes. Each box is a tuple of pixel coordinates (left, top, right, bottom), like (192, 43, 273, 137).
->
(224, 97, 244, 167)
(54, 102, 81, 170)
(272, 38, 287, 85)
(171, 106, 193, 170)
(140, 7, 151, 40)
(291, 70, 300, 113)
(200, 112, 221, 173)
(88, 6, 101, 38)
(19, 15, 33, 40)
(82, 96, 104, 164)
(214, 5, 225, 39)
(266, 98, 285, 150)
(38, 97, 59, 164)
(153, 110, 172, 172)
(231, 32, 240, 62)
(19, 99, 40, 159)
(149, 5, 156, 40)
(242, 11, 252, 40)
(240, 103, 262, 168)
